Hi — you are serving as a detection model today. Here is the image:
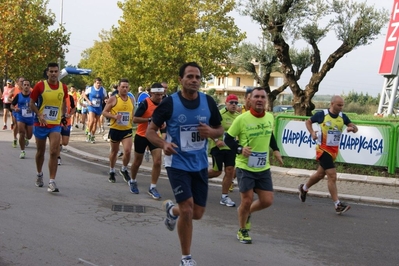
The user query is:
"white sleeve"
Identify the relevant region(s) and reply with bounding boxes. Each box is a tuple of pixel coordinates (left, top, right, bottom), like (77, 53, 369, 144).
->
(85, 87, 91, 94)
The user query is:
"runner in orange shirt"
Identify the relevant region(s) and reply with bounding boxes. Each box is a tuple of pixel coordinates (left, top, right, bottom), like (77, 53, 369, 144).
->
(128, 83, 165, 199)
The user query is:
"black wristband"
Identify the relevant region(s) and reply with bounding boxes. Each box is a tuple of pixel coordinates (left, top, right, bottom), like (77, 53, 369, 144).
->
(237, 146, 243, 154)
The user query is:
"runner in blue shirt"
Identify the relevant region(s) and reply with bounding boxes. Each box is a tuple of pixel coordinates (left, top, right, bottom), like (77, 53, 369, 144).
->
(146, 62, 223, 266)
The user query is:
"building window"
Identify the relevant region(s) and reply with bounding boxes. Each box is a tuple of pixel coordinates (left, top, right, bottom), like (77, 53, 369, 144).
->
(236, 77, 241, 86)
(218, 78, 221, 86)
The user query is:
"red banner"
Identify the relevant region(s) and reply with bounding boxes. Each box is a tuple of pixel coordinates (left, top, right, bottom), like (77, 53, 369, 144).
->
(379, 0, 399, 75)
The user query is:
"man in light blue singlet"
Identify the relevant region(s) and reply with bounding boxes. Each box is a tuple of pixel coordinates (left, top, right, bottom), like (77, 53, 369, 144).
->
(146, 62, 223, 266)
(83, 77, 107, 143)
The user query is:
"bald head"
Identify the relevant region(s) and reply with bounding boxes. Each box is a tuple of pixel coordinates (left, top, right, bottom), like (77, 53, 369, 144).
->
(331, 95, 343, 103)
(330, 95, 344, 114)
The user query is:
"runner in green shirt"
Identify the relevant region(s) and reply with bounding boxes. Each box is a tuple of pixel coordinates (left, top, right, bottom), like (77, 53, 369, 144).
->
(225, 87, 282, 244)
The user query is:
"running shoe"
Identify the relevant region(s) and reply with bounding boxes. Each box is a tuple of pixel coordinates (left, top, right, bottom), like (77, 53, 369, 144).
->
(2, 125, 7, 130)
(128, 180, 139, 194)
(220, 196, 236, 207)
(75, 124, 79, 128)
(108, 172, 116, 183)
(47, 181, 59, 192)
(12, 139, 17, 148)
(25, 139, 29, 147)
(180, 257, 197, 266)
(335, 202, 351, 215)
(85, 134, 90, 142)
(229, 182, 234, 192)
(58, 156, 62, 165)
(148, 187, 161, 200)
(119, 168, 131, 183)
(162, 200, 177, 231)
(90, 135, 96, 144)
(35, 174, 44, 187)
(237, 228, 252, 244)
(117, 151, 124, 158)
(19, 151, 25, 159)
(298, 184, 307, 202)
(144, 150, 150, 162)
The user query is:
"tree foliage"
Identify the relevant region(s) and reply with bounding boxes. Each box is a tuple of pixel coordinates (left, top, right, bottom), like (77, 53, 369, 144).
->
(79, 30, 119, 89)
(80, 0, 246, 94)
(233, 41, 314, 110)
(240, 0, 389, 115)
(0, 0, 70, 85)
(342, 90, 379, 106)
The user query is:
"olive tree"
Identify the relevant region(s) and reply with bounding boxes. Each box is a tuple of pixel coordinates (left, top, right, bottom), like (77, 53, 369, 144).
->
(241, 0, 389, 115)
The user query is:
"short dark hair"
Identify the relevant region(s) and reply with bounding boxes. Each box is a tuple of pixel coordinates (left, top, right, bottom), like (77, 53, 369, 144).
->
(95, 77, 102, 82)
(47, 62, 59, 69)
(22, 79, 30, 84)
(151, 82, 163, 88)
(179, 62, 202, 78)
(119, 78, 129, 85)
(251, 87, 267, 95)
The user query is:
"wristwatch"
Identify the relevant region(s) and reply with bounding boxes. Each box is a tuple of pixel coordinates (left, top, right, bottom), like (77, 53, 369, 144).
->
(237, 146, 243, 154)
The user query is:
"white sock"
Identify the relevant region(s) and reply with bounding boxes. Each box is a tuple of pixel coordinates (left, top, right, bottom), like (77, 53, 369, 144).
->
(222, 194, 228, 198)
(121, 166, 127, 171)
(110, 168, 115, 173)
(49, 179, 55, 183)
(150, 184, 156, 189)
(182, 255, 192, 260)
(169, 207, 177, 218)
(303, 184, 309, 191)
(334, 200, 340, 207)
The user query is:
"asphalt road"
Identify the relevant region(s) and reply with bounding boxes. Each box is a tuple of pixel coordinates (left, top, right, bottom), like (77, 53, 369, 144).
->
(0, 138, 399, 266)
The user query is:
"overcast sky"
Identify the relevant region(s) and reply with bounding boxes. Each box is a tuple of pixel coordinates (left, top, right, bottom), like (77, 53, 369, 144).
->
(48, 0, 392, 96)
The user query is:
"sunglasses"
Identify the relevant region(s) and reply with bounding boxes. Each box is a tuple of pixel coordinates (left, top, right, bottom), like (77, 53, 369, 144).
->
(229, 101, 238, 105)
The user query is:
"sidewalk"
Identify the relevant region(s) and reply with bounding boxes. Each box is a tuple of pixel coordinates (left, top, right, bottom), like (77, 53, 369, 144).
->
(63, 125, 399, 207)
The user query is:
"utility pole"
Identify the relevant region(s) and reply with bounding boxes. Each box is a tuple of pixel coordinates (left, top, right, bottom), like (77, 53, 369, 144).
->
(58, 0, 64, 68)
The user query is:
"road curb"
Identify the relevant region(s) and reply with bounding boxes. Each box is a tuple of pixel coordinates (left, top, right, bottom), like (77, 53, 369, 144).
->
(65, 144, 399, 207)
